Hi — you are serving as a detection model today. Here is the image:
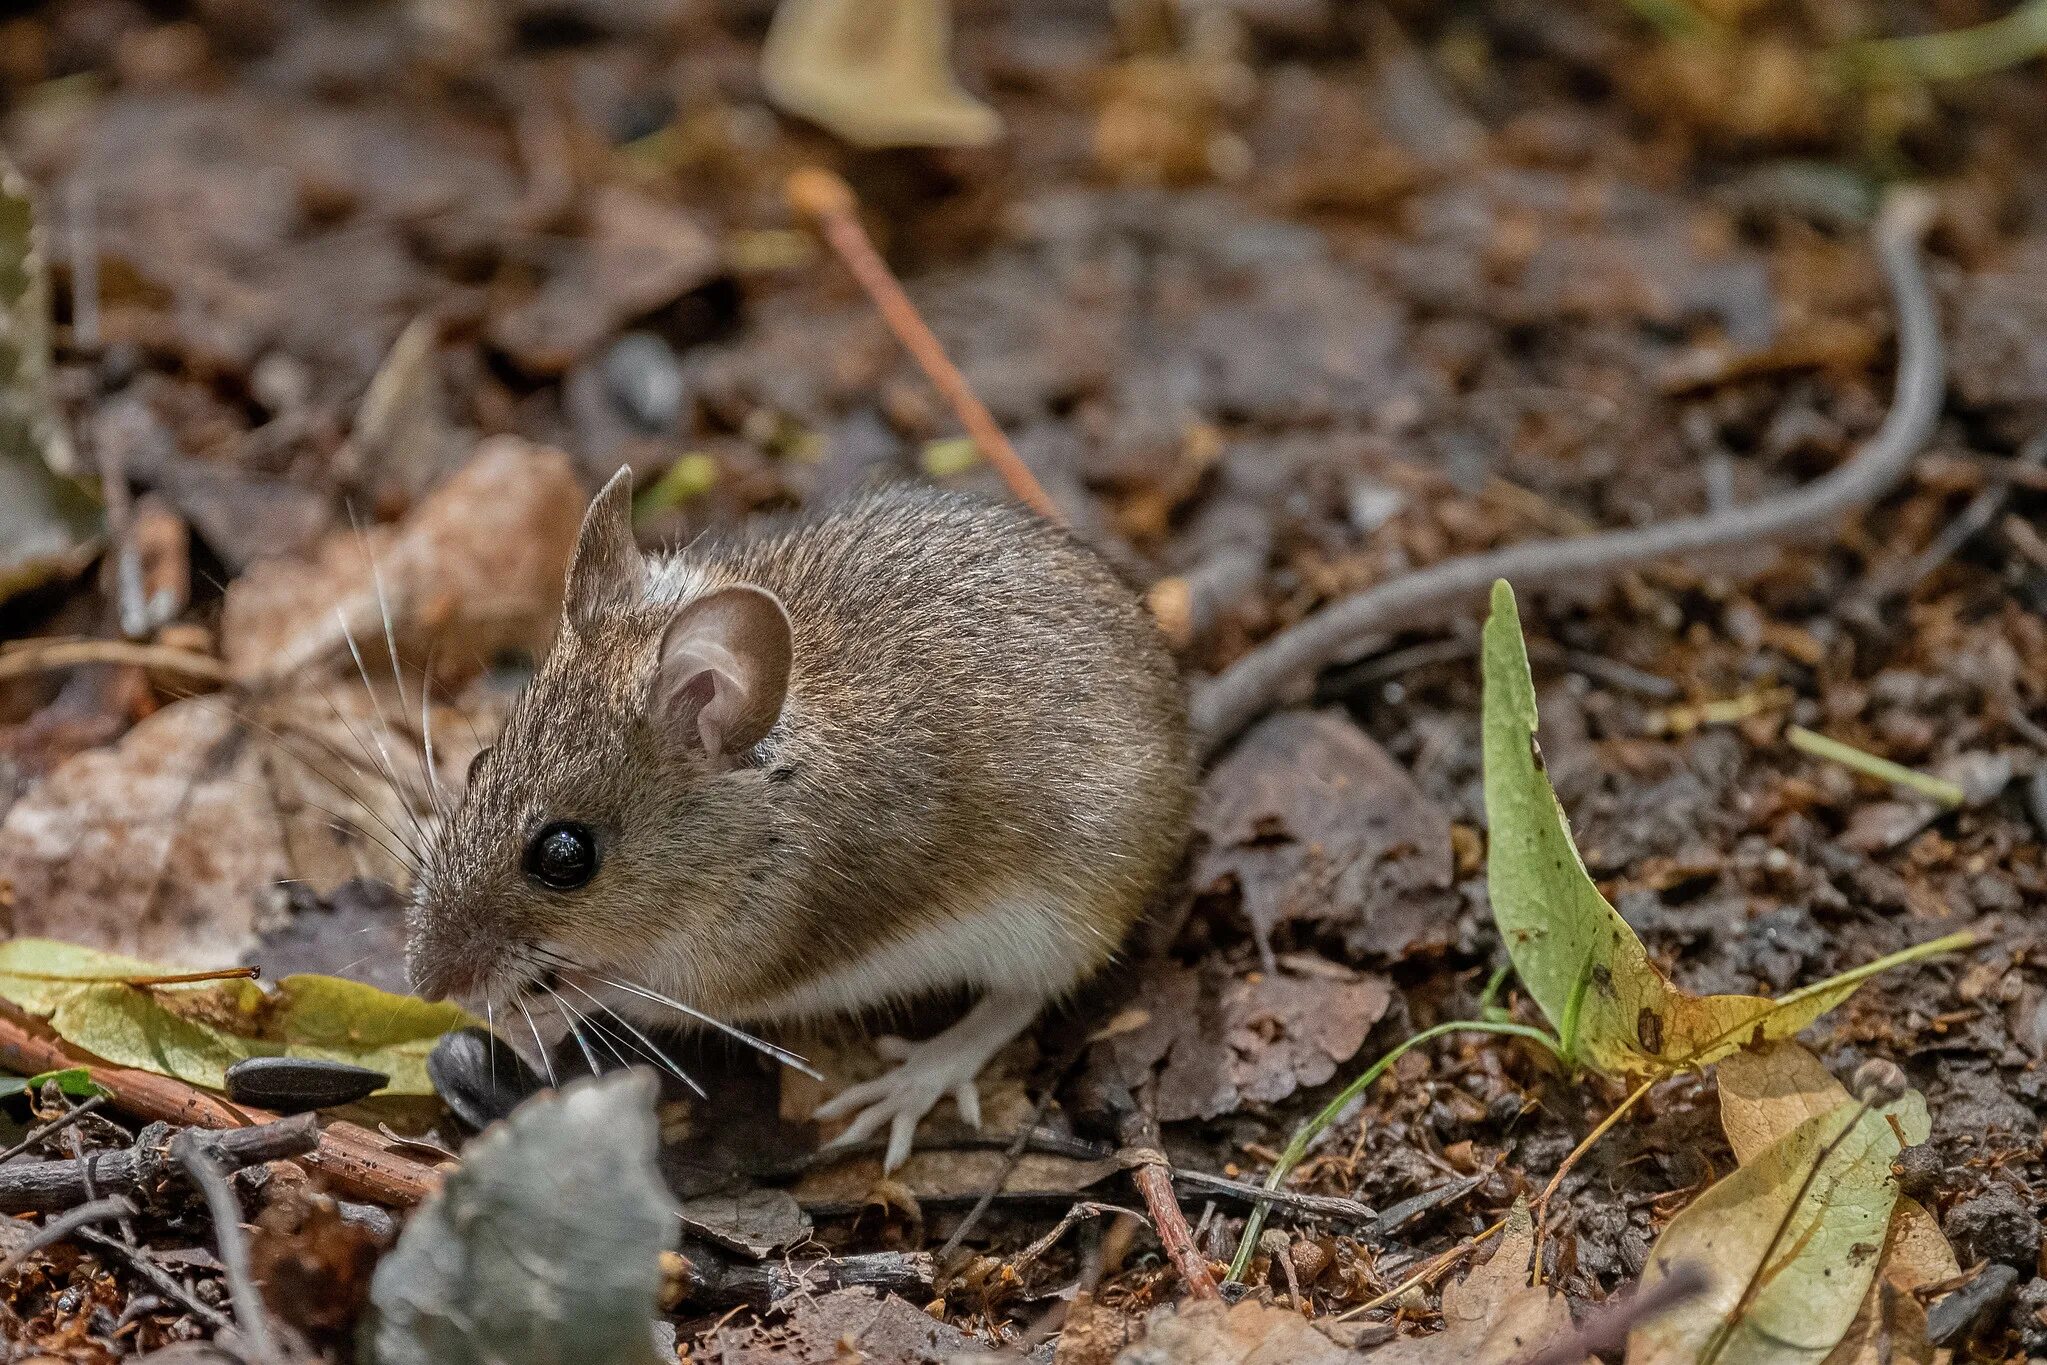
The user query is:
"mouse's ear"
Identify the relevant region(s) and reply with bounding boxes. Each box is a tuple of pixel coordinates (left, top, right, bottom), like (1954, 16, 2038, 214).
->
(564, 468, 646, 630)
(651, 585, 792, 766)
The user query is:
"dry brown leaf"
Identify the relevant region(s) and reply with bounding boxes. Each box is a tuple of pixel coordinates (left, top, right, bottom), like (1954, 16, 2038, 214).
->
(1107, 960, 1392, 1122)
(697, 1286, 992, 1363)
(1371, 1208, 1578, 1365)
(761, 0, 1001, 150)
(1114, 1299, 1356, 1365)
(1195, 709, 1455, 964)
(223, 435, 584, 686)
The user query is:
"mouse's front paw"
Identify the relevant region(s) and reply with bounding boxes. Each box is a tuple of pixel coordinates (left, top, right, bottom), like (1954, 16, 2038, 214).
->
(815, 1034, 983, 1172)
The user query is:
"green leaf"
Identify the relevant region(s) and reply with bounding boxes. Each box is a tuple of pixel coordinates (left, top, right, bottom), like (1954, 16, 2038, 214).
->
(0, 939, 473, 1096)
(1626, 1058, 1929, 1365)
(0, 1067, 106, 1100)
(1481, 580, 1969, 1075)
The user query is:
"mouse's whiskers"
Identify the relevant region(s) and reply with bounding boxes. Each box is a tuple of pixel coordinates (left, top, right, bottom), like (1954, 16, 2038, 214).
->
(547, 972, 706, 1098)
(514, 995, 559, 1090)
(534, 948, 821, 1080)
(531, 978, 603, 1077)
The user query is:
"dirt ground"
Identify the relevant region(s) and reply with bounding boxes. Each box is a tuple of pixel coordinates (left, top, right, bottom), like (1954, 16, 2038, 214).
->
(4, 0, 2047, 1359)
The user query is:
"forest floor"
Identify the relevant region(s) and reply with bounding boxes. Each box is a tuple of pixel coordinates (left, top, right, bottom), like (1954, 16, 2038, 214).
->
(5, 0, 2047, 1360)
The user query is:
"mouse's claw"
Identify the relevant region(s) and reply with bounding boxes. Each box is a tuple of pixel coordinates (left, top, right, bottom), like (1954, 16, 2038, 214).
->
(815, 1037, 986, 1172)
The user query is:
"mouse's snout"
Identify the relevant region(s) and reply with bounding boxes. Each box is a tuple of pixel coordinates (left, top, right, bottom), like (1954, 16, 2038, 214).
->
(406, 913, 511, 1006)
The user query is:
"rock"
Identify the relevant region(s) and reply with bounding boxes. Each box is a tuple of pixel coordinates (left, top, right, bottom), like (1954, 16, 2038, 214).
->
(1942, 1186, 2041, 1270)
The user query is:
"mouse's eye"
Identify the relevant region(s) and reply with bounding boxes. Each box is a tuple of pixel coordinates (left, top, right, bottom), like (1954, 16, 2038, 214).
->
(524, 821, 599, 891)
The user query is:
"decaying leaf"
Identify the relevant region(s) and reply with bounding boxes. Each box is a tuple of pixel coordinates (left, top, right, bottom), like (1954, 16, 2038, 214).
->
(1106, 960, 1392, 1122)
(0, 938, 472, 1095)
(1715, 1045, 1957, 1365)
(1626, 1044, 1931, 1365)
(0, 154, 96, 604)
(1482, 580, 1968, 1075)
(698, 1286, 995, 1364)
(362, 1070, 679, 1365)
(1115, 1205, 1574, 1364)
(222, 434, 584, 686)
(761, 0, 1001, 150)
(1195, 709, 1457, 964)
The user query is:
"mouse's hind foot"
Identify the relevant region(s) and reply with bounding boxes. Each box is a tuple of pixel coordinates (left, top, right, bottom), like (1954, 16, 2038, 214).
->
(815, 986, 1044, 1171)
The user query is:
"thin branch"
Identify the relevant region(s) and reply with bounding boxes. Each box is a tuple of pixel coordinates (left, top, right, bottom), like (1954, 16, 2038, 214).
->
(786, 167, 1063, 525)
(1192, 188, 1944, 754)
(0, 1000, 438, 1207)
(0, 636, 230, 684)
(1118, 1102, 1220, 1301)
(79, 1226, 234, 1333)
(0, 1195, 135, 1277)
(0, 1114, 316, 1215)
(172, 1131, 277, 1363)
(0, 1095, 104, 1165)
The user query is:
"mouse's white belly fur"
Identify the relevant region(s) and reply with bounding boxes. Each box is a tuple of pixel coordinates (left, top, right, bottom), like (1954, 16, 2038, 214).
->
(732, 883, 1114, 1025)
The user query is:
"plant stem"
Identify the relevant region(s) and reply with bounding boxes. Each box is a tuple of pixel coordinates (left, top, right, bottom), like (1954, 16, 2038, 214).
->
(1224, 1019, 1562, 1282)
(1850, 0, 2047, 83)
(1786, 725, 1965, 806)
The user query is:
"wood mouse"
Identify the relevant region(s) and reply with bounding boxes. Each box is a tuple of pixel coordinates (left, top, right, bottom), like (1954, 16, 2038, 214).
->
(407, 471, 1193, 1168)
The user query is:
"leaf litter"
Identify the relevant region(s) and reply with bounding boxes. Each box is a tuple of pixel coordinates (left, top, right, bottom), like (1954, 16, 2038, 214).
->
(5, 0, 2047, 1358)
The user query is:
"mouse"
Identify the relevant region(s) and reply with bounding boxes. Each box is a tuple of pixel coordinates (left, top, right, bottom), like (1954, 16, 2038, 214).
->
(406, 470, 1194, 1169)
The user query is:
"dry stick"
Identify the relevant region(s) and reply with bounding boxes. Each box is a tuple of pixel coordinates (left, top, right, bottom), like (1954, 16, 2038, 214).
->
(0, 1195, 135, 1277)
(1192, 188, 1945, 755)
(1119, 1103, 1221, 1301)
(786, 167, 1064, 525)
(78, 1226, 234, 1334)
(1507, 1261, 1711, 1365)
(0, 1094, 104, 1165)
(0, 636, 230, 684)
(173, 1131, 278, 1364)
(0, 1001, 439, 1207)
(0, 1115, 317, 1215)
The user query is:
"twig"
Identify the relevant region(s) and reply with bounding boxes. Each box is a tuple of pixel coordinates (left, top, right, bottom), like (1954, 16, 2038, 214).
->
(0, 636, 229, 684)
(671, 1244, 936, 1308)
(1507, 1262, 1710, 1365)
(172, 1131, 277, 1364)
(1336, 1216, 1508, 1318)
(0, 1115, 317, 1215)
(79, 1226, 234, 1333)
(0, 1195, 134, 1276)
(1168, 1167, 1377, 1224)
(935, 1043, 1089, 1270)
(1112, 1094, 1219, 1300)
(0, 1000, 439, 1207)
(1786, 725, 1965, 806)
(1863, 429, 2047, 603)
(0, 1095, 104, 1165)
(1192, 188, 1943, 754)
(786, 167, 1063, 525)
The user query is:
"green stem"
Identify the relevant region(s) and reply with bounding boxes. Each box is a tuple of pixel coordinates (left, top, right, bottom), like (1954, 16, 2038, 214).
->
(1223, 1019, 1564, 1283)
(1849, 0, 2047, 83)
(1785, 725, 1965, 807)
(1617, 0, 1725, 39)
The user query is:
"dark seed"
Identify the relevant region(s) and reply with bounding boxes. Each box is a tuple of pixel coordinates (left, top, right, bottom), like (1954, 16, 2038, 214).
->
(224, 1056, 390, 1112)
(428, 1027, 543, 1131)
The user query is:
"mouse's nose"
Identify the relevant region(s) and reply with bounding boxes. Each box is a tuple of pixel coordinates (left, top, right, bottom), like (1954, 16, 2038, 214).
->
(408, 940, 486, 1003)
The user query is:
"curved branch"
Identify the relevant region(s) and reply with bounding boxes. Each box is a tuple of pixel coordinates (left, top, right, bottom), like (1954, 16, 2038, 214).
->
(1191, 189, 1945, 756)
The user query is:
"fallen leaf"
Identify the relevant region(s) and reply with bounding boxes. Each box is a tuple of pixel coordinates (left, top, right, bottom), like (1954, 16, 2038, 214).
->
(1107, 961, 1392, 1122)
(1716, 1045, 1957, 1365)
(361, 1070, 678, 1365)
(0, 1068, 102, 1100)
(1114, 1299, 1357, 1365)
(489, 190, 719, 376)
(339, 315, 473, 507)
(0, 673, 488, 965)
(697, 1286, 995, 1364)
(761, 0, 1002, 150)
(1195, 710, 1456, 964)
(1482, 580, 1968, 1075)
(0, 938, 472, 1095)
(1371, 1203, 1576, 1364)
(1626, 1046, 1930, 1365)
(675, 1188, 811, 1259)
(222, 435, 585, 686)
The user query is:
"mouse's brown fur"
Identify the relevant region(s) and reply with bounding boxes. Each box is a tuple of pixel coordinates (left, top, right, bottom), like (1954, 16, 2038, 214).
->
(408, 479, 1193, 1051)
